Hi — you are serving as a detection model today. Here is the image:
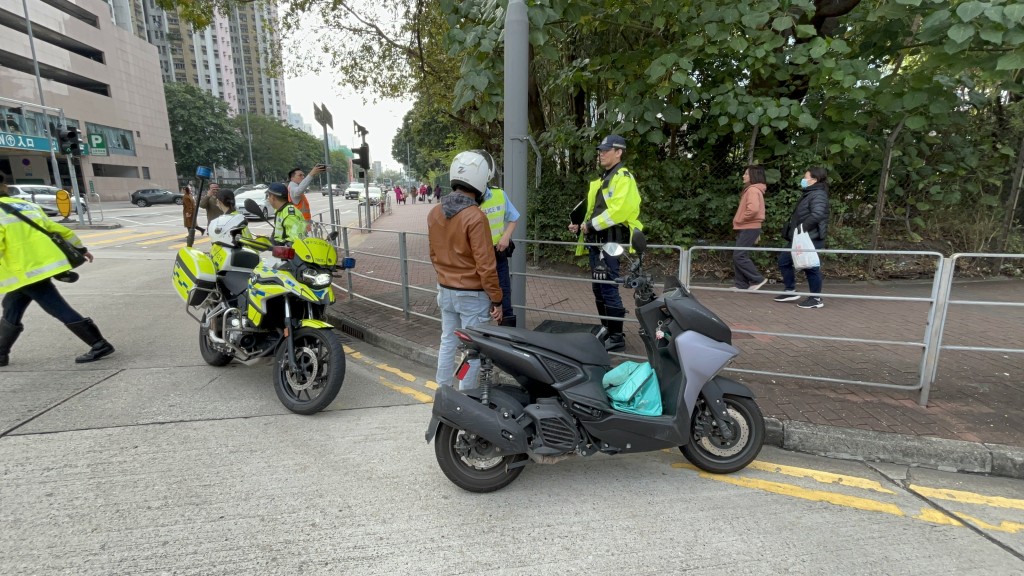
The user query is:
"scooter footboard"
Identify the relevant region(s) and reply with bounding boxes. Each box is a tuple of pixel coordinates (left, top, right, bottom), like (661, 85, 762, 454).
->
(425, 386, 529, 455)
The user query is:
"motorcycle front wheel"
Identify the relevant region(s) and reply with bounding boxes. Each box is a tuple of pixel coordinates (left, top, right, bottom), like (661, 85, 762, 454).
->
(273, 327, 346, 415)
(434, 423, 525, 493)
(681, 395, 765, 474)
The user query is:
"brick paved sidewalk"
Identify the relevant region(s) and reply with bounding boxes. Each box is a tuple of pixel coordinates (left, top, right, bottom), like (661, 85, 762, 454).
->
(332, 202, 1024, 448)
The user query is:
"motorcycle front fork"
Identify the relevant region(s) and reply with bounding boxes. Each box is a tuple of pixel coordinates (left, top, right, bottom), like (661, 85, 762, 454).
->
(282, 298, 299, 373)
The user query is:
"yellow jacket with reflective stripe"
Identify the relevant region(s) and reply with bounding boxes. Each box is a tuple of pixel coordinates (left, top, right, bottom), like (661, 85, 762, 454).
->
(478, 186, 508, 245)
(0, 197, 85, 292)
(575, 166, 643, 256)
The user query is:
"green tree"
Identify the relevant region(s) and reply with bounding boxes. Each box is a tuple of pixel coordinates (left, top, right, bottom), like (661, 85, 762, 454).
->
(164, 83, 243, 180)
(234, 114, 324, 183)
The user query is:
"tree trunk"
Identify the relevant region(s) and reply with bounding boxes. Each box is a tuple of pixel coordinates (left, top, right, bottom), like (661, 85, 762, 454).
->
(867, 117, 906, 275)
(999, 132, 1024, 255)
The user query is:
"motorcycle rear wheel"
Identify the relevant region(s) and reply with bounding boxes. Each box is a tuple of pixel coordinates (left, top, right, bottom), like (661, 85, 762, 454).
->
(681, 395, 765, 474)
(434, 423, 525, 493)
(199, 317, 232, 367)
(273, 327, 346, 415)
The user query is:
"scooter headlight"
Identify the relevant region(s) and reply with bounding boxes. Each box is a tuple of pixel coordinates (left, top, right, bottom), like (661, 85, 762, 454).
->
(301, 269, 333, 288)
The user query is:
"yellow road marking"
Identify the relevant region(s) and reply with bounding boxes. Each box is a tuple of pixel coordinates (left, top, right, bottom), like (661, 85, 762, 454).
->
(168, 237, 209, 249)
(910, 485, 1024, 511)
(88, 230, 174, 246)
(953, 513, 1024, 534)
(672, 462, 906, 517)
(77, 229, 141, 240)
(375, 363, 416, 382)
(915, 508, 964, 527)
(745, 461, 895, 494)
(425, 380, 439, 390)
(378, 376, 433, 403)
(137, 233, 187, 246)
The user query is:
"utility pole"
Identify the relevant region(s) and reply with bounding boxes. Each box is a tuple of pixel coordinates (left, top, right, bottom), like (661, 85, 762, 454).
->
(504, 0, 528, 327)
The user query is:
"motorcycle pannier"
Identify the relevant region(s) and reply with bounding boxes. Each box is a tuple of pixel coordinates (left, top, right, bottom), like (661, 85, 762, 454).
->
(172, 247, 217, 306)
(602, 361, 663, 416)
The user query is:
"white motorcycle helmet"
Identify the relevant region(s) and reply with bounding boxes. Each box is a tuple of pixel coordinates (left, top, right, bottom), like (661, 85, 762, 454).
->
(470, 149, 496, 182)
(449, 150, 489, 203)
(209, 213, 247, 246)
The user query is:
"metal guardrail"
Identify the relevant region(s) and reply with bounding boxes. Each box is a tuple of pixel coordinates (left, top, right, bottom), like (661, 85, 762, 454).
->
(323, 225, 1020, 407)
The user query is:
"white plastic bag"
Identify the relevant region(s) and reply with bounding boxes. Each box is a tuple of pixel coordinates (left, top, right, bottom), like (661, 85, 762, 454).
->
(791, 225, 820, 270)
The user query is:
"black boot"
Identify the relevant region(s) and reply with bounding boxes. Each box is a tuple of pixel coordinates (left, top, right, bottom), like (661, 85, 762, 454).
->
(65, 318, 115, 363)
(499, 314, 517, 327)
(604, 306, 627, 351)
(0, 320, 24, 367)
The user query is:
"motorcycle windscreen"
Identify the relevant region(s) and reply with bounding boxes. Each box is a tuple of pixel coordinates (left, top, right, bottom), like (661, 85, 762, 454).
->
(674, 330, 739, 416)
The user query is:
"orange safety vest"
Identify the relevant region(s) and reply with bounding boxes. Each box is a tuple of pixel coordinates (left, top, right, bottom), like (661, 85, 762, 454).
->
(288, 190, 311, 221)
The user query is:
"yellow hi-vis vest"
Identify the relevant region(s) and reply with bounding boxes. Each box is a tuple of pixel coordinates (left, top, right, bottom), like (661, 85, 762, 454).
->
(479, 186, 507, 246)
(0, 197, 85, 292)
(575, 165, 643, 256)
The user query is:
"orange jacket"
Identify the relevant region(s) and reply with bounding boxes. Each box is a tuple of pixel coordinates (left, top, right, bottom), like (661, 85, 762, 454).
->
(733, 183, 765, 230)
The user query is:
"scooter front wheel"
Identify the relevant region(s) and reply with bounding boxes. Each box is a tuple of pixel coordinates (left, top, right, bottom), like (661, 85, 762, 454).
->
(434, 423, 525, 493)
(274, 327, 346, 415)
(681, 395, 765, 474)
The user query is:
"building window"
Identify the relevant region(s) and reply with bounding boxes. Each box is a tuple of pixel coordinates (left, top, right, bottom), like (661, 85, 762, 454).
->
(142, 167, 151, 179)
(84, 122, 136, 157)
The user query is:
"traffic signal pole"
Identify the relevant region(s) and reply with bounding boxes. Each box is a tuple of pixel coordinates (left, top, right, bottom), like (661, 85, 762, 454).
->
(21, 0, 65, 214)
(504, 0, 528, 327)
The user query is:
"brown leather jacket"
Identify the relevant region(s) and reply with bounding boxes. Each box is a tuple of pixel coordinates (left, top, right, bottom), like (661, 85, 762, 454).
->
(428, 193, 502, 303)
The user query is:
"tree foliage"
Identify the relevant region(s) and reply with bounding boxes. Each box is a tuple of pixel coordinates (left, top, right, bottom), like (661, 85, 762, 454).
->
(164, 83, 243, 179)
(233, 114, 327, 183)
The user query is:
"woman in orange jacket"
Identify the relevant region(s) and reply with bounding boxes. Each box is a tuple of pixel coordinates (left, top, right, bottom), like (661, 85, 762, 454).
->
(732, 165, 767, 290)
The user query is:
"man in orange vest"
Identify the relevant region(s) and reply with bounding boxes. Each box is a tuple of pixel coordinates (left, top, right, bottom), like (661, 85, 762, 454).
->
(287, 164, 326, 223)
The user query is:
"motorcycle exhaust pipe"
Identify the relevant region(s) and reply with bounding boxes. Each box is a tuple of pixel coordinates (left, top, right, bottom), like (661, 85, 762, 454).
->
(432, 386, 529, 455)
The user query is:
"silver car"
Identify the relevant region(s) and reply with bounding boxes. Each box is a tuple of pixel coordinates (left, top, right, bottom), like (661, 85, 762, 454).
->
(9, 184, 88, 215)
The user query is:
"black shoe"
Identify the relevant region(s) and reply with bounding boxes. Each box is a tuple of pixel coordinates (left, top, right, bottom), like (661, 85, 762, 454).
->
(774, 290, 799, 302)
(0, 320, 23, 367)
(797, 296, 824, 309)
(604, 333, 625, 351)
(65, 318, 115, 363)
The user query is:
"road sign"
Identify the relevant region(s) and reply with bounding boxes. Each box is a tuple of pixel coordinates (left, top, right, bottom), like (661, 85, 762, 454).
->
(314, 103, 333, 129)
(88, 133, 107, 156)
(0, 131, 52, 153)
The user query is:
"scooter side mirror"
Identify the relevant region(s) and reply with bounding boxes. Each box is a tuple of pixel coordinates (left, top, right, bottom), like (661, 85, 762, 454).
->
(244, 199, 267, 221)
(601, 242, 625, 258)
(631, 229, 647, 254)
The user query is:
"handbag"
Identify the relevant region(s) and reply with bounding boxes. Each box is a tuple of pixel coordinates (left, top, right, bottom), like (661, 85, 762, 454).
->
(790, 224, 820, 270)
(0, 201, 88, 268)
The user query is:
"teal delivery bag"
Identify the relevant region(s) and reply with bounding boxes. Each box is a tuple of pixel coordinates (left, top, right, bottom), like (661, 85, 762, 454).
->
(601, 361, 663, 416)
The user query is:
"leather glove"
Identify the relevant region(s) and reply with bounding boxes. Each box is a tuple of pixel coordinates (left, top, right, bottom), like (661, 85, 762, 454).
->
(593, 264, 609, 281)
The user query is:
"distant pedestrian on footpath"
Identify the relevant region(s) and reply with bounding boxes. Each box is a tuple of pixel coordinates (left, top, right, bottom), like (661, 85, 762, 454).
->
(428, 151, 503, 389)
(733, 165, 767, 290)
(774, 166, 830, 309)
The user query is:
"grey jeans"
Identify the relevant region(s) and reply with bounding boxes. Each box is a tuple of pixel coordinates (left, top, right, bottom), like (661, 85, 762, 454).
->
(733, 228, 765, 289)
(435, 286, 492, 388)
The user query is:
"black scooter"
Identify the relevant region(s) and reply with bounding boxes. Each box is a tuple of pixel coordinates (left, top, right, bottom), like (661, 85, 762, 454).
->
(425, 230, 765, 492)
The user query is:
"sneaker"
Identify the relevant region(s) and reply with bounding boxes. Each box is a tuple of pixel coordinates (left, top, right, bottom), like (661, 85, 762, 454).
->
(748, 278, 768, 291)
(773, 290, 799, 302)
(797, 296, 824, 309)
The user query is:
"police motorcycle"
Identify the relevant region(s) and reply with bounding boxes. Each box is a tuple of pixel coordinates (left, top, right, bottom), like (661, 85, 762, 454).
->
(171, 199, 355, 415)
(425, 230, 765, 492)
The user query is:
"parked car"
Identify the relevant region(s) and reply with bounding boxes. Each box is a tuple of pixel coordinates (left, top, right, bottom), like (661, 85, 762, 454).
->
(359, 186, 384, 205)
(131, 188, 184, 207)
(233, 184, 271, 220)
(344, 183, 363, 200)
(9, 184, 88, 215)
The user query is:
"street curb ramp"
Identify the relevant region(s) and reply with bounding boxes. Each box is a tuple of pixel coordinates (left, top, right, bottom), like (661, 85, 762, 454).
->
(327, 308, 1024, 480)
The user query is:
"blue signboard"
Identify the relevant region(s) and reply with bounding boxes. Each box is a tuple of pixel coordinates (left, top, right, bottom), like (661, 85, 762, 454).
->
(0, 131, 53, 153)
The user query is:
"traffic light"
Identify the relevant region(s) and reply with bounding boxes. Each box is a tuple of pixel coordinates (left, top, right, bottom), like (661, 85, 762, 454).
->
(352, 143, 370, 171)
(58, 128, 82, 155)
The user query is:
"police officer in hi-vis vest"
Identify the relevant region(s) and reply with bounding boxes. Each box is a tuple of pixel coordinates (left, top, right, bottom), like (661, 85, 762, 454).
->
(568, 134, 643, 352)
(265, 183, 307, 245)
(473, 150, 520, 327)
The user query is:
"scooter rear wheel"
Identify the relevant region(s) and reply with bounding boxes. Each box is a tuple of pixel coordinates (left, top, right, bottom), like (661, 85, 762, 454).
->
(681, 395, 765, 474)
(434, 423, 525, 493)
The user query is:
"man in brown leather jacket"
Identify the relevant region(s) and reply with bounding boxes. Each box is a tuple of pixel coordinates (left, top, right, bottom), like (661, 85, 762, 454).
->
(428, 151, 503, 389)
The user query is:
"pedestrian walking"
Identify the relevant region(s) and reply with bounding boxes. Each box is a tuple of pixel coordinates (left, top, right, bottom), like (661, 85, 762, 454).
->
(774, 167, 830, 308)
(568, 134, 643, 351)
(733, 165, 768, 290)
(0, 189, 114, 367)
(434, 184, 442, 202)
(428, 151, 503, 389)
(410, 185, 417, 204)
(475, 150, 520, 326)
(198, 182, 224, 224)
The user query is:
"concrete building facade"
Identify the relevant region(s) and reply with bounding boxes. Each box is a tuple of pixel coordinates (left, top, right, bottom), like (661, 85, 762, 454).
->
(0, 0, 177, 201)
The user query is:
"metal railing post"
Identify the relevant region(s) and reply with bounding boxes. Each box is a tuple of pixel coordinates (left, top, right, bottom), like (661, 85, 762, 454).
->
(684, 247, 694, 286)
(399, 232, 410, 320)
(918, 256, 953, 406)
(342, 227, 353, 300)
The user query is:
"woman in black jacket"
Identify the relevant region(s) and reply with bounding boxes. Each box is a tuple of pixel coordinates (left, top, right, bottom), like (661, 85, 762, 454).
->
(774, 167, 829, 309)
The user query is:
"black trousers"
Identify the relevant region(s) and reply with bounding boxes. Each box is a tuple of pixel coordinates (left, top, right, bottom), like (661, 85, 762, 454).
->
(733, 228, 764, 289)
(2, 278, 85, 325)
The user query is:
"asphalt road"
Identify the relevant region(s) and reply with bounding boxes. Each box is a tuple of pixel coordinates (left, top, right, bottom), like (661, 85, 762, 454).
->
(0, 246, 1021, 574)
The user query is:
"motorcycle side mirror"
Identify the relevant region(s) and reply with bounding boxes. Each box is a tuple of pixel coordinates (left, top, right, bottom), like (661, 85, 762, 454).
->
(601, 242, 625, 258)
(244, 199, 266, 221)
(631, 229, 647, 254)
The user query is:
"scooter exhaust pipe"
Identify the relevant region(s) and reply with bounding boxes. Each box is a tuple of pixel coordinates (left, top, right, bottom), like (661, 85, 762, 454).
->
(429, 385, 529, 455)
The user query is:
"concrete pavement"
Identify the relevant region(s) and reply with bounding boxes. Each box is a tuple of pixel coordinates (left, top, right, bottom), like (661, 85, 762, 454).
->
(326, 201, 1024, 478)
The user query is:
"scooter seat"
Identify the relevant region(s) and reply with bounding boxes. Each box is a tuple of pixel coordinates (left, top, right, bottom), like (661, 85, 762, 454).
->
(469, 325, 610, 366)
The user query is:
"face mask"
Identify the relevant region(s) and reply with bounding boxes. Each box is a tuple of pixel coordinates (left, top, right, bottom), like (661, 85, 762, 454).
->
(800, 178, 811, 189)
